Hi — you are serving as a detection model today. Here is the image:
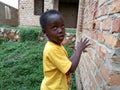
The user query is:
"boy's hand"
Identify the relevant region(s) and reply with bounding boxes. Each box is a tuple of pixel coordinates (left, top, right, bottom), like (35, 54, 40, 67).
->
(77, 38, 91, 52)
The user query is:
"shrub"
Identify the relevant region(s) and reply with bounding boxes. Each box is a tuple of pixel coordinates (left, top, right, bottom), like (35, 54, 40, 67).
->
(0, 38, 4, 44)
(20, 28, 40, 42)
(0, 37, 9, 44)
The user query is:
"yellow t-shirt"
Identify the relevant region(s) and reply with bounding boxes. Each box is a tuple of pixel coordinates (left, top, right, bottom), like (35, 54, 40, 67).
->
(40, 41, 72, 90)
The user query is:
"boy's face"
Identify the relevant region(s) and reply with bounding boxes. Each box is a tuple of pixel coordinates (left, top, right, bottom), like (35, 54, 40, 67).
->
(44, 14, 65, 45)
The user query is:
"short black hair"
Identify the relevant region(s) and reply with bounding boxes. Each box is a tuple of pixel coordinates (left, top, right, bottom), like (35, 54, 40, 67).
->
(39, 9, 61, 31)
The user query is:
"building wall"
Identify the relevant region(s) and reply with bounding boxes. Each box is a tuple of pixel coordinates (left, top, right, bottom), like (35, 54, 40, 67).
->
(19, 0, 40, 27)
(19, 0, 54, 27)
(76, 0, 120, 90)
(44, 0, 54, 11)
(19, 0, 79, 28)
(0, 1, 18, 26)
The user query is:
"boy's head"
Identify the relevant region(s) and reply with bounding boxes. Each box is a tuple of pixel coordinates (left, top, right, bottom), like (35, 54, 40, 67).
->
(39, 9, 65, 45)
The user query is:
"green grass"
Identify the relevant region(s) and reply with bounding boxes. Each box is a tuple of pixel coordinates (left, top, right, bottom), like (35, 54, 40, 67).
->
(0, 25, 41, 30)
(0, 41, 76, 90)
(0, 41, 45, 90)
(66, 28, 76, 33)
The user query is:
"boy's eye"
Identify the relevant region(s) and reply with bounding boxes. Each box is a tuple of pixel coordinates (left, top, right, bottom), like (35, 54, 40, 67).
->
(52, 26, 57, 31)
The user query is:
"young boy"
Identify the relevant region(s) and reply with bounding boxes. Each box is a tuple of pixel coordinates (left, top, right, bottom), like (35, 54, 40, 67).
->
(39, 9, 90, 90)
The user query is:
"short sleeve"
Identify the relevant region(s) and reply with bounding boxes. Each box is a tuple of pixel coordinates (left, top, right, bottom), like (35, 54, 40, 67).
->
(47, 47, 72, 74)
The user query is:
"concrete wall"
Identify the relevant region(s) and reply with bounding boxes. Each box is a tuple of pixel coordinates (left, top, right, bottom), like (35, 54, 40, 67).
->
(0, 1, 18, 26)
(76, 0, 120, 90)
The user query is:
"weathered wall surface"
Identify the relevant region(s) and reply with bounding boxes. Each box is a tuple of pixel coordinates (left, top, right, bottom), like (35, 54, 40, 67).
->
(44, 0, 54, 11)
(19, 0, 54, 27)
(19, 0, 40, 27)
(0, 1, 18, 26)
(76, 0, 120, 90)
(19, 0, 78, 28)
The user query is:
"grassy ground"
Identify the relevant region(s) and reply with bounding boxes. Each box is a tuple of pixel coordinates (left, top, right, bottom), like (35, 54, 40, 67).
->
(0, 42, 76, 90)
(0, 41, 45, 90)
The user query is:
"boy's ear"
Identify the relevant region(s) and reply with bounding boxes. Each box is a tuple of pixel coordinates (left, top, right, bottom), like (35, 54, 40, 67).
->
(42, 29, 46, 34)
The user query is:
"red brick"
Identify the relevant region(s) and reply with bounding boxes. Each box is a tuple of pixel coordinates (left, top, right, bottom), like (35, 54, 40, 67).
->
(110, 0, 120, 14)
(96, 72, 102, 86)
(111, 55, 120, 62)
(91, 63, 96, 73)
(99, 0, 104, 6)
(89, 39, 95, 48)
(87, 48, 96, 61)
(100, 64, 111, 84)
(95, 44, 100, 53)
(115, 40, 120, 48)
(89, 72, 97, 90)
(95, 21, 100, 29)
(102, 86, 108, 90)
(83, 29, 91, 38)
(105, 33, 120, 48)
(93, 2, 98, 19)
(112, 18, 120, 33)
(98, 32, 104, 43)
(100, 63, 120, 86)
(91, 30, 98, 40)
(102, 18, 112, 30)
(109, 71, 120, 85)
(98, 5, 109, 17)
(99, 46, 106, 58)
(82, 55, 90, 71)
(91, 2, 95, 14)
(95, 58, 101, 68)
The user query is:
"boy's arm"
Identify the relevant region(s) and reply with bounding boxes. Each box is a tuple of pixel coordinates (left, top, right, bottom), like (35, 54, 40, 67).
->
(66, 38, 90, 74)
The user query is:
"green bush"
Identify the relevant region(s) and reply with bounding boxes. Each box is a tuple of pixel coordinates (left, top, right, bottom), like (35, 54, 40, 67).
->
(0, 37, 9, 44)
(0, 25, 12, 28)
(66, 28, 76, 33)
(0, 38, 4, 44)
(20, 28, 40, 42)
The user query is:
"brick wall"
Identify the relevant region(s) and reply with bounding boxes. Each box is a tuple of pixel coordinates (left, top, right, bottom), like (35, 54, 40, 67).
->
(19, 0, 54, 27)
(19, 0, 78, 28)
(0, 1, 18, 26)
(76, 0, 120, 90)
(19, 0, 40, 27)
(44, 0, 54, 11)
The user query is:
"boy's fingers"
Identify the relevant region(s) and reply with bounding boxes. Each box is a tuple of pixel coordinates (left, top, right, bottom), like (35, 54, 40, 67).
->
(86, 44, 91, 47)
(77, 42, 79, 46)
(85, 44, 91, 49)
(85, 40, 90, 45)
(83, 38, 89, 43)
(81, 38, 83, 42)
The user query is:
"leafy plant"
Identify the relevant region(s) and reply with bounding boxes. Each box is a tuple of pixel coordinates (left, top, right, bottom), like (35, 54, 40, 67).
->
(66, 28, 76, 34)
(20, 28, 41, 42)
(0, 38, 4, 44)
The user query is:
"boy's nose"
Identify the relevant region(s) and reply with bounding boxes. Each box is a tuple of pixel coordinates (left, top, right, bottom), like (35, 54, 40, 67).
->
(58, 28, 63, 33)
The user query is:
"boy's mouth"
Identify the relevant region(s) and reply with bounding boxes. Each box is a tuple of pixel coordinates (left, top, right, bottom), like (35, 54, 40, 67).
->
(58, 34, 64, 40)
